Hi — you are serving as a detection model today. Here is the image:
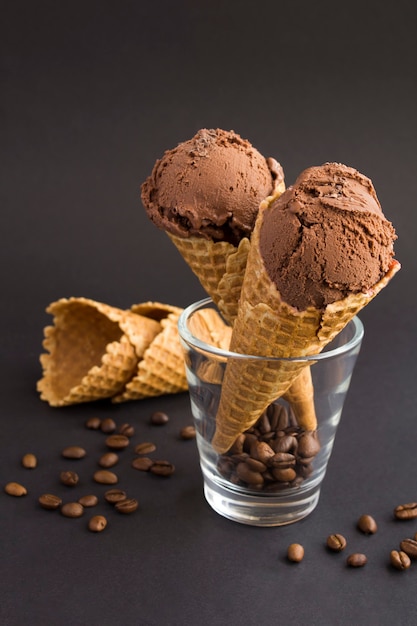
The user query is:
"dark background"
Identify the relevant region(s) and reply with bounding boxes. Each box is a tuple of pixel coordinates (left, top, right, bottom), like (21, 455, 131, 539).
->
(1, 1, 416, 624)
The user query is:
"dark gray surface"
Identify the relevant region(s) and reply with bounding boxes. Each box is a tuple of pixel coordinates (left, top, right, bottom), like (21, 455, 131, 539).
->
(1, 1, 416, 625)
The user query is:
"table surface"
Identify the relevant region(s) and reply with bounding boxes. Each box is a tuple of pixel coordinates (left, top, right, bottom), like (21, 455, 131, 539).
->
(1, 2, 416, 625)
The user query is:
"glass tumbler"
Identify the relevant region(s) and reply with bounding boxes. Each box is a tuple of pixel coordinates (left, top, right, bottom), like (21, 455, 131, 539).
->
(178, 298, 364, 526)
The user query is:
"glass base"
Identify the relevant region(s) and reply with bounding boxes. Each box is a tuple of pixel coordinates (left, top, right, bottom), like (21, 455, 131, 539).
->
(203, 474, 321, 527)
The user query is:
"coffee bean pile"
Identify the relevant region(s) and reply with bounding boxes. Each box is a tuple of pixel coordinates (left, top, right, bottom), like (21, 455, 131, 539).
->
(286, 508, 417, 570)
(217, 403, 321, 492)
(3, 411, 195, 533)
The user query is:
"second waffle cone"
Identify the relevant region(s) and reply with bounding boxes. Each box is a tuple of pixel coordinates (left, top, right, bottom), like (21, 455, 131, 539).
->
(212, 204, 400, 453)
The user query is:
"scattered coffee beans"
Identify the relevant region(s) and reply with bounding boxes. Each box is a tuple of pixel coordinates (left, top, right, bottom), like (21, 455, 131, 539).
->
(93, 470, 118, 485)
(60, 470, 79, 486)
(39, 493, 62, 510)
(287, 543, 304, 562)
(78, 494, 98, 508)
(399, 538, 417, 559)
(61, 446, 86, 459)
(88, 515, 107, 532)
(150, 411, 169, 425)
(4, 482, 27, 497)
(119, 423, 135, 437)
(390, 550, 411, 571)
(85, 416, 101, 430)
(105, 434, 130, 450)
(21, 453, 37, 469)
(394, 502, 417, 520)
(357, 514, 378, 534)
(61, 502, 84, 518)
(104, 488, 127, 504)
(150, 460, 175, 477)
(98, 452, 119, 468)
(134, 442, 156, 455)
(131, 457, 154, 471)
(115, 498, 139, 514)
(100, 418, 117, 433)
(180, 425, 196, 440)
(326, 534, 347, 552)
(346, 553, 367, 567)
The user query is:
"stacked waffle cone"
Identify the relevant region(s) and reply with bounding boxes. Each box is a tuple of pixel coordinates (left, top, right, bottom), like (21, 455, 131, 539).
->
(37, 297, 232, 407)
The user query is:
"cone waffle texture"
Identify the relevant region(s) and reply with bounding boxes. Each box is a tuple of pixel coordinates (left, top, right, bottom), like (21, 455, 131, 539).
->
(212, 210, 401, 452)
(113, 304, 232, 402)
(112, 306, 186, 402)
(167, 233, 239, 324)
(37, 297, 161, 407)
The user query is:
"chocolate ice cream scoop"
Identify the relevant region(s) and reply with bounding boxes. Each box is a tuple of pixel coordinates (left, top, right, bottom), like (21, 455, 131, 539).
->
(259, 162, 397, 310)
(141, 128, 283, 246)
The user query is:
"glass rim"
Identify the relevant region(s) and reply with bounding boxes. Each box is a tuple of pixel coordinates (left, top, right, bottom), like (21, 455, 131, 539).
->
(178, 297, 364, 363)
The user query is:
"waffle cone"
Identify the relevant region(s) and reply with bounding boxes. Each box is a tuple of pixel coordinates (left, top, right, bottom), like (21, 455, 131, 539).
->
(112, 311, 187, 401)
(113, 304, 232, 401)
(37, 297, 161, 406)
(212, 212, 401, 452)
(167, 233, 240, 324)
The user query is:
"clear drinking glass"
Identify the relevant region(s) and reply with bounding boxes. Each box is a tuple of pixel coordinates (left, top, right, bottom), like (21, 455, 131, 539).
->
(178, 298, 364, 526)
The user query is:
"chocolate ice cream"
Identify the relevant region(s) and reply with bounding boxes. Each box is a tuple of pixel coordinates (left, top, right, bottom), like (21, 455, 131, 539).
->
(141, 128, 283, 246)
(259, 162, 397, 310)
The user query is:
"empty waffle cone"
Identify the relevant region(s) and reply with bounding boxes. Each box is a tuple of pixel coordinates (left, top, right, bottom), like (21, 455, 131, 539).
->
(211, 208, 401, 453)
(37, 297, 161, 406)
(112, 311, 187, 401)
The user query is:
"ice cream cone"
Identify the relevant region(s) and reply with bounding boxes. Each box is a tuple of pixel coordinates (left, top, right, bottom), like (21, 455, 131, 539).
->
(37, 297, 161, 406)
(211, 206, 400, 453)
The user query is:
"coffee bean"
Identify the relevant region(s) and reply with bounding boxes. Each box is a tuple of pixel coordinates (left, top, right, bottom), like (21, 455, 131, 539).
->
(61, 446, 86, 459)
(93, 470, 118, 485)
(236, 462, 264, 486)
(88, 515, 107, 532)
(390, 550, 411, 571)
(180, 425, 196, 440)
(150, 411, 169, 425)
(270, 452, 296, 469)
(60, 470, 79, 486)
(245, 457, 267, 473)
(61, 502, 84, 518)
(150, 460, 175, 477)
(85, 416, 101, 429)
(105, 434, 130, 450)
(357, 514, 378, 534)
(21, 453, 37, 469)
(272, 467, 297, 482)
(346, 553, 367, 567)
(326, 534, 347, 552)
(104, 488, 127, 504)
(39, 493, 62, 510)
(98, 452, 119, 468)
(115, 498, 139, 514)
(399, 538, 417, 559)
(78, 494, 98, 508)
(251, 441, 275, 464)
(394, 502, 417, 520)
(118, 423, 135, 437)
(4, 482, 27, 497)
(131, 457, 154, 471)
(100, 418, 117, 433)
(273, 435, 297, 454)
(297, 432, 321, 458)
(134, 442, 156, 455)
(287, 543, 304, 562)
